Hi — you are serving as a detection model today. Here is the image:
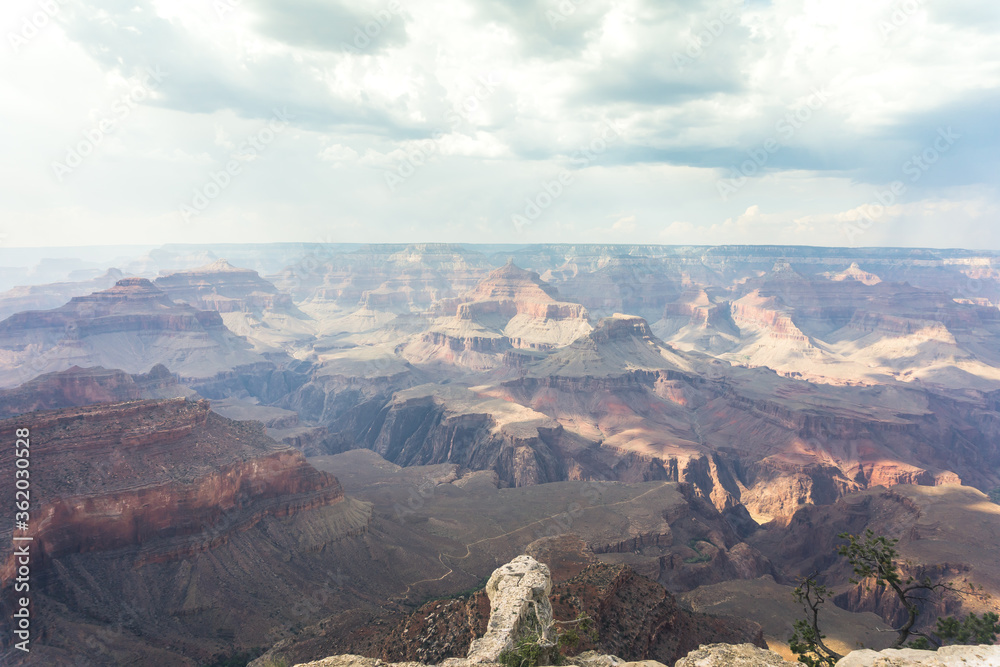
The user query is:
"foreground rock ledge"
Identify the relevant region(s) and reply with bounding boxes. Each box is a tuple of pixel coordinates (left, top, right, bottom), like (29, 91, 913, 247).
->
(835, 644, 1000, 666)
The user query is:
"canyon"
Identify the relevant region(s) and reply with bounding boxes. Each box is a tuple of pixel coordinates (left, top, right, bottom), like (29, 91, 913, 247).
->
(0, 243, 999, 663)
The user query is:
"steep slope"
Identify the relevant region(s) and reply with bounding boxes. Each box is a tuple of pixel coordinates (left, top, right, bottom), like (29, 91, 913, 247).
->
(0, 398, 368, 665)
(720, 268, 1000, 388)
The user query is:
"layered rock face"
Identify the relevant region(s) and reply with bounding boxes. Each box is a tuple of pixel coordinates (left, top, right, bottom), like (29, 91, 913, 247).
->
(0, 268, 125, 321)
(0, 277, 268, 387)
(155, 259, 295, 313)
(155, 259, 320, 353)
(0, 398, 381, 665)
(7, 243, 1000, 664)
(0, 363, 186, 418)
(0, 398, 344, 580)
(402, 262, 592, 369)
(290, 307, 1000, 520)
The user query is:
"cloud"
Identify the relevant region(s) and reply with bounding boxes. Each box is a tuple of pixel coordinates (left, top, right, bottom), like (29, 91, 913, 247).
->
(1, 0, 998, 248)
(611, 215, 637, 233)
(248, 0, 408, 53)
(318, 143, 360, 164)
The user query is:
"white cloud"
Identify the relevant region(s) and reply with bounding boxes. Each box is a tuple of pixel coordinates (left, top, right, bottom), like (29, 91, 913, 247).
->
(0, 0, 997, 247)
(318, 143, 360, 164)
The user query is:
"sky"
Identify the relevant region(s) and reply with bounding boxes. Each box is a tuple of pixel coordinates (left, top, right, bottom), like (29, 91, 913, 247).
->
(1, 0, 998, 249)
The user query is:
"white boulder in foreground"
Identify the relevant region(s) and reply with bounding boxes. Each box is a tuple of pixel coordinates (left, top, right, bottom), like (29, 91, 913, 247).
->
(834, 644, 1000, 666)
(464, 555, 554, 664)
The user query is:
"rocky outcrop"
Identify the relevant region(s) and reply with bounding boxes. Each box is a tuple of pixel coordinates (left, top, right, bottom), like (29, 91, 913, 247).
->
(0, 398, 344, 579)
(750, 484, 1000, 642)
(287, 551, 765, 667)
(0, 397, 397, 665)
(441, 261, 592, 350)
(730, 291, 809, 342)
(674, 643, 796, 666)
(286, 538, 766, 667)
(351, 389, 566, 487)
(829, 262, 882, 286)
(0, 267, 126, 322)
(465, 555, 554, 663)
(835, 645, 1000, 666)
(0, 277, 268, 386)
(0, 363, 186, 418)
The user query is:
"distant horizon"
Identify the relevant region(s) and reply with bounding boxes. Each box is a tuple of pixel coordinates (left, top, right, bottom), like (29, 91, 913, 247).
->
(2, 241, 1000, 253)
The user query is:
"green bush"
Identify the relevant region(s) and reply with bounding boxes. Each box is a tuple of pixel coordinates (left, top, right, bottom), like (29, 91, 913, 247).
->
(908, 612, 1000, 650)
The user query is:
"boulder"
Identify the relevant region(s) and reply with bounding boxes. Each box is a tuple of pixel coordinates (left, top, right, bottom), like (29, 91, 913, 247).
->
(835, 644, 1000, 666)
(572, 650, 625, 667)
(293, 656, 429, 667)
(673, 643, 796, 666)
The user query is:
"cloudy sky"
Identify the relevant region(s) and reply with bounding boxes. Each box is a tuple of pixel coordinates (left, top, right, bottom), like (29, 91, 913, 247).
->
(1, 0, 998, 248)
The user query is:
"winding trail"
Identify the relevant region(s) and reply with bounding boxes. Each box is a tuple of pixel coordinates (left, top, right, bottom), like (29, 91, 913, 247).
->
(396, 481, 671, 598)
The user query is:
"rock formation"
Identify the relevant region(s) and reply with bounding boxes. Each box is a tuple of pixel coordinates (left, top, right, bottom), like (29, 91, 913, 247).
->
(834, 645, 1000, 666)
(277, 547, 765, 667)
(401, 261, 591, 369)
(0, 277, 269, 387)
(155, 259, 296, 313)
(673, 643, 796, 666)
(0, 363, 188, 418)
(750, 484, 1000, 638)
(464, 555, 554, 663)
(0, 267, 126, 321)
(0, 398, 386, 665)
